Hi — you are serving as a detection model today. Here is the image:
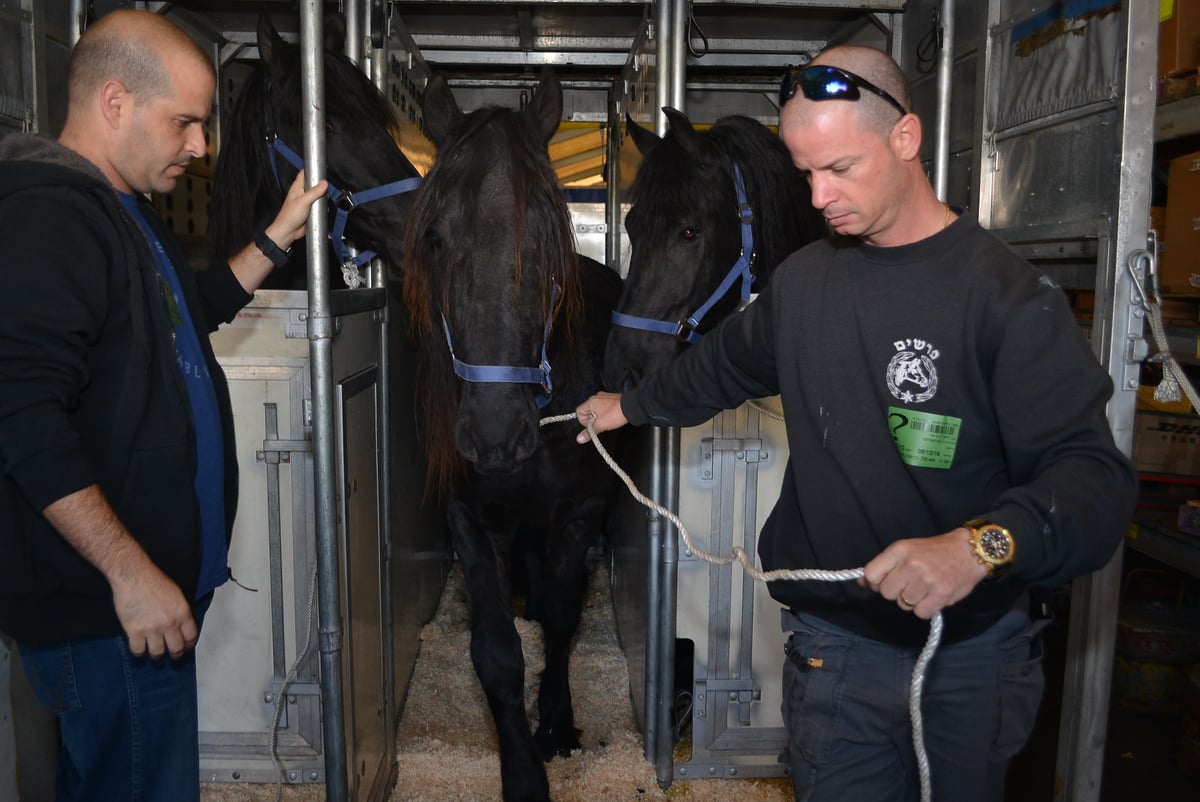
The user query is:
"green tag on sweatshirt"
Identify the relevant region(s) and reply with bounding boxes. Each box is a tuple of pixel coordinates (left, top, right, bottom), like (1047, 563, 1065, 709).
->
(887, 407, 961, 469)
(159, 277, 184, 326)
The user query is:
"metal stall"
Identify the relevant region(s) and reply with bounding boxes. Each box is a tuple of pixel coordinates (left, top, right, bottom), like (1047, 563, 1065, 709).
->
(178, 5, 449, 802)
(972, 3, 1154, 799)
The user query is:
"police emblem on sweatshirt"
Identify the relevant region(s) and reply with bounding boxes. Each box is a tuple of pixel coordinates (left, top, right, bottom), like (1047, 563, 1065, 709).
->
(886, 339, 939, 403)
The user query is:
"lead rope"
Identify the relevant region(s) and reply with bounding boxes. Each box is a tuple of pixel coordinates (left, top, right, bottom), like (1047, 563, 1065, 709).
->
(541, 412, 943, 802)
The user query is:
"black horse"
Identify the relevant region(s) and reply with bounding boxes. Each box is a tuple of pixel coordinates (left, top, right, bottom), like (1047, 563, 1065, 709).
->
(401, 71, 625, 802)
(209, 14, 421, 287)
(604, 109, 827, 391)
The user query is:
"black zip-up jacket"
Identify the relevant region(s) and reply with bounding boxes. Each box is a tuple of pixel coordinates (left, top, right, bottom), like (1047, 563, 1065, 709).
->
(0, 133, 252, 642)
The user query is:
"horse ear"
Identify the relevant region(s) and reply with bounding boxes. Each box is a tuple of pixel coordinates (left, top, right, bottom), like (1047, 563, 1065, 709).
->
(423, 73, 464, 149)
(626, 114, 661, 155)
(324, 13, 347, 55)
(528, 69, 563, 145)
(256, 13, 288, 78)
(663, 107, 702, 155)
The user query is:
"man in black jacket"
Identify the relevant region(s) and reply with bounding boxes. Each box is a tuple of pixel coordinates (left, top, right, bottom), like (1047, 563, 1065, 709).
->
(0, 9, 325, 800)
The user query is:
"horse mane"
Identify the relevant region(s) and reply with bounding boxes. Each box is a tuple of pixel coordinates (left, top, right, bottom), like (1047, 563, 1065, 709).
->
(707, 115, 825, 273)
(628, 115, 824, 286)
(402, 107, 580, 491)
(209, 44, 404, 264)
(209, 66, 273, 263)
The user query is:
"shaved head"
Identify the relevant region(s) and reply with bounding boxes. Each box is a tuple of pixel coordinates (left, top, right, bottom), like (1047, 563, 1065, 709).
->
(788, 45, 911, 137)
(67, 9, 214, 108)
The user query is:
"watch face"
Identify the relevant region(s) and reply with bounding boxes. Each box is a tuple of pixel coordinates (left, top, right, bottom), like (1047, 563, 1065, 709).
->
(979, 528, 1012, 562)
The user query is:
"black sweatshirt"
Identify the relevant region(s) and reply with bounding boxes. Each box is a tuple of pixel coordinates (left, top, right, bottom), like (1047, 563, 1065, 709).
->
(623, 216, 1137, 645)
(0, 133, 252, 642)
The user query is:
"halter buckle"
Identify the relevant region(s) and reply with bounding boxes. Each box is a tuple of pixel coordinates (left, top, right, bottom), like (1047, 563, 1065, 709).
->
(676, 319, 698, 343)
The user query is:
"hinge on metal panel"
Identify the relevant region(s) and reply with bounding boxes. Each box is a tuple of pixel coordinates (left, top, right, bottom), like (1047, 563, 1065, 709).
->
(698, 437, 765, 480)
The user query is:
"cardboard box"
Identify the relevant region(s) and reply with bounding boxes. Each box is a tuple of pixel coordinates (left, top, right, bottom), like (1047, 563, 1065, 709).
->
(1134, 411, 1200, 476)
(1160, 0, 1200, 79)
(1161, 150, 1200, 294)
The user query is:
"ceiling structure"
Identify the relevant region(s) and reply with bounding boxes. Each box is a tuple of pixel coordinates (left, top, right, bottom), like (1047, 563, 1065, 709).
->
(160, 0, 901, 186)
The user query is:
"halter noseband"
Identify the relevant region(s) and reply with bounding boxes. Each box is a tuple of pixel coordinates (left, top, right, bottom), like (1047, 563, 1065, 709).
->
(611, 162, 756, 344)
(262, 79, 420, 280)
(440, 283, 560, 409)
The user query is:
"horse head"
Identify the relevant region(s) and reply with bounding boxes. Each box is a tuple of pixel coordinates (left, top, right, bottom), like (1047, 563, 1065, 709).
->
(403, 70, 581, 481)
(604, 108, 825, 392)
(210, 13, 420, 283)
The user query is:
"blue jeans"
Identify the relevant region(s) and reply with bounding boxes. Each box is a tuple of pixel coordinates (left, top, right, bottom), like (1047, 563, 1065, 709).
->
(781, 604, 1048, 802)
(17, 594, 212, 802)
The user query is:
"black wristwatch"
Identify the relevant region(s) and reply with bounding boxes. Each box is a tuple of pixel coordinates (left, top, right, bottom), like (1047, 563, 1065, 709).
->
(964, 518, 1015, 579)
(254, 229, 292, 269)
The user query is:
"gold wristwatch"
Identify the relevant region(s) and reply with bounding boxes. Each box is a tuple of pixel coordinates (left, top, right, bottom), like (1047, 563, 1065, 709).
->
(964, 519, 1015, 579)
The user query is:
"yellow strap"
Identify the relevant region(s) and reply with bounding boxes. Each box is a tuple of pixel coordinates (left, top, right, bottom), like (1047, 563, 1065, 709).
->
(1163, 0, 1175, 23)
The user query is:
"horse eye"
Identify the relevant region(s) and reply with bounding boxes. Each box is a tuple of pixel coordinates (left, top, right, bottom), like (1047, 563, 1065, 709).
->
(426, 230, 443, 247)
(681, 226, 700, 241)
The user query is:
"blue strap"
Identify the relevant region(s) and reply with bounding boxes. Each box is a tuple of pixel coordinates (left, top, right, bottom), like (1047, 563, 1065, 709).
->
(609, 311, 702, 344)
(440, 281, 557, 409)
(611, 162, 755, 344)
(683, 163, 755, 330)
(266, 134, 421, 268)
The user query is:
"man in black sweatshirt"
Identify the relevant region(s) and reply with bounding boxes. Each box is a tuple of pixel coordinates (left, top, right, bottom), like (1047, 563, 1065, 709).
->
(0, 9, 325, 800)
(577, 45, 1136, 802)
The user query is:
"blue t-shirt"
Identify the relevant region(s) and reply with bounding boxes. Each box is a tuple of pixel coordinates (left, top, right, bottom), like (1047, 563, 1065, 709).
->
(119, 193, 227, 599)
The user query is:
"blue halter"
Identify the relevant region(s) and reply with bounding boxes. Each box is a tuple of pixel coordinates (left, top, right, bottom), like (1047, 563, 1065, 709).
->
(611, 163, 756, 344)
(266, 134, 421, 271)
(440, 283, 559, 409)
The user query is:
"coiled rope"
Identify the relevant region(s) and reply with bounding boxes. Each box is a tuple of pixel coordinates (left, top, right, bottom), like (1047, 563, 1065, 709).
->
(543, 411, 943, 802)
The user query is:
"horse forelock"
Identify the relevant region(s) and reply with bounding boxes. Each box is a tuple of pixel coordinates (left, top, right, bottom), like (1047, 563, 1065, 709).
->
(707, 116, 826, 269)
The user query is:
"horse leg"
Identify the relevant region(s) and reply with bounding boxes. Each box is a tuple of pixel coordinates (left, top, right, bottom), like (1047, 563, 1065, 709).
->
(449, 495, 550, 802)
(532, 498, 604, 759)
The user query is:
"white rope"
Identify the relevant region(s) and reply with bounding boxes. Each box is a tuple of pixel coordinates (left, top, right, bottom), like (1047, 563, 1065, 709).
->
(1128, 248, 1200, 412)
(542, 411, 942, 801)
(748, 397, 784, 422)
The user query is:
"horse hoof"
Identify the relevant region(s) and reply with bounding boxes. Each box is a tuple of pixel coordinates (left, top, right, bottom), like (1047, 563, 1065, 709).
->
(535, 724, 582, 760)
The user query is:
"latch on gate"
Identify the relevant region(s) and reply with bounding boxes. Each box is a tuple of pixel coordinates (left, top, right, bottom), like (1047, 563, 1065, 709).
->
(694, 678, 762, 727)
(699, 437, 766, 480)
(257, 437, 313, 465)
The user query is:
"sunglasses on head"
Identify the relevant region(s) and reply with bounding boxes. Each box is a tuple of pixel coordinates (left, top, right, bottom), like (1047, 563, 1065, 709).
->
(779, 64, 907, 118)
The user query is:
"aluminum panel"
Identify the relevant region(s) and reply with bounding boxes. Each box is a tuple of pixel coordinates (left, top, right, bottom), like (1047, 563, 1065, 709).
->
(200, 292, 324, 785)
(988, 110, 1119, 231)
(673, 401, 789, 779)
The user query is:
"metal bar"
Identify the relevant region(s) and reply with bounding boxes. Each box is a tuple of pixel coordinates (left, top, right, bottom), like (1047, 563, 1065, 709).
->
(69, 0, 83, 44)
(932, 0, 954, 201)
(298, 2, 348, 799)
(263, 404, 288, 689)
(1055, 1, 1155, 797)
(388, 0, 904, 6)
(605, 85, 621, 270)
(412, 33, 821, 53)
(344, 0, 363, 66)
(417, 49, 802, 68)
